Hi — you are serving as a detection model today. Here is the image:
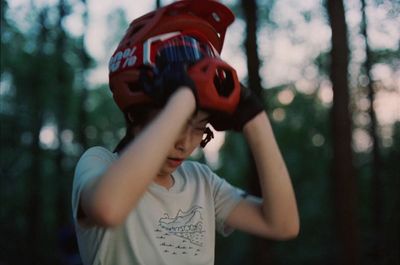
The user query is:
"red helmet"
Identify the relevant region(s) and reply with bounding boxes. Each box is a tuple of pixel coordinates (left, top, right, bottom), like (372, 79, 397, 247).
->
(109, 0, 239, 113)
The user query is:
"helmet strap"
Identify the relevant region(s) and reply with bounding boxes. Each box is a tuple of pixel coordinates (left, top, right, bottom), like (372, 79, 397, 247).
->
(200, 127, 214, 148)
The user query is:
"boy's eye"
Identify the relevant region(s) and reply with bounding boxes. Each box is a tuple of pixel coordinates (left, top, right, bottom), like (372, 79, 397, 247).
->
(195, 127, 206, 132)
(187, 118, 208, 134)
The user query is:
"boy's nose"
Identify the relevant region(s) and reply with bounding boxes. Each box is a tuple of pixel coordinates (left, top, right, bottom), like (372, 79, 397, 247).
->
(175, 126, 191, 152)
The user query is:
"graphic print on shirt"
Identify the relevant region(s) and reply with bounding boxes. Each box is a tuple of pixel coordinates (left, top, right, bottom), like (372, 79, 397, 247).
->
(154, 205, 205, 256)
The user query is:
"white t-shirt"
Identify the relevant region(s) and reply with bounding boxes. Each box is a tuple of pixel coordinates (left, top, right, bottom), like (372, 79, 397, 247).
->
(72, 146, 244, 265)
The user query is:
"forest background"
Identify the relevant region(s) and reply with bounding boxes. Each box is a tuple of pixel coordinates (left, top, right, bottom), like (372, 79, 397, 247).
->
(0, 0, 399, 264)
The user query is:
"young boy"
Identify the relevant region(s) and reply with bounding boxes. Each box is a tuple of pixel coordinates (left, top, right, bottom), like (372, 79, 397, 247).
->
(72, 1, 299, 264)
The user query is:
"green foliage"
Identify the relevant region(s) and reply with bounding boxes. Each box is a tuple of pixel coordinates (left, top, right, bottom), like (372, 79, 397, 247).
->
(378, 122, 400, 264)
(214, 86, 337, 264)
(314, 51, 331, 77)
(370, 48, 400, 66)
(83, 85, 125, 150)
(266, 88, 336, 264)
(0, 1, 97, 264)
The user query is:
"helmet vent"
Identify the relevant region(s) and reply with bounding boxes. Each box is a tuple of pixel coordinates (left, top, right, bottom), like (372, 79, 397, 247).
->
(214, 68, 234, 97)
(212, 12, 221, 22)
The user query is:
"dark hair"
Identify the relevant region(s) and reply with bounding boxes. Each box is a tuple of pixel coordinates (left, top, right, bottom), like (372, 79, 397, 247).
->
(113, 105, 215, 153)
(114, 105, 160, 153)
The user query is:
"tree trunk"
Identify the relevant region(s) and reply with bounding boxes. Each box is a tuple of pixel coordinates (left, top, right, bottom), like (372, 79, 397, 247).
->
(360, 0, 384, 263)
(241, 0, 272, 264)
(76, 0, 90, 151)
(242, 1, 263, 97)
(55, 0, 70, 228)
(326, 1, 359, 264)
(27, 101, 44, 265)
(26, 9, 49, 264)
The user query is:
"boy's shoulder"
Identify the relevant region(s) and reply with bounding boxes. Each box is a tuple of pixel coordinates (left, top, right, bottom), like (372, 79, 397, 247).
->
(179, 160, 220, 183)
(180, 160, 211, 172)
(83, 146, 112, 154)
(79, 146, 117, 163)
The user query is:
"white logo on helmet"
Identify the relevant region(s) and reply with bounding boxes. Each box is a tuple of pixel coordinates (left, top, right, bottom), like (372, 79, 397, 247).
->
(109, 47, 137, 73)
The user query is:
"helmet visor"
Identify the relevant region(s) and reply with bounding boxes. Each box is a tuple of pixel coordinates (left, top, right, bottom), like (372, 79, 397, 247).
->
(155, 35, 217, 69)
(143, 33, 218, 69)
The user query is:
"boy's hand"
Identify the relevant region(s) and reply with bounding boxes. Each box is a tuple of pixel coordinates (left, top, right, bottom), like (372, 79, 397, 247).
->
(139, 60, 241, 114)
(210, 83, 264, 131)
(139, 64, 197, 107)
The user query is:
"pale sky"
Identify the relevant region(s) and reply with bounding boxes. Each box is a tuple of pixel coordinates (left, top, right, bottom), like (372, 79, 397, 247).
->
(8, 0, 398, 87)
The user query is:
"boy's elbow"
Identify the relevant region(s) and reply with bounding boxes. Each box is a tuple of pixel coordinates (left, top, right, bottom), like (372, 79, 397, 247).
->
(262, 220, 300, 241)
(81, 181, 127, 228)
(275, 222, 300, 240)
(279, 225, 300, 240)
(82, 194, 126, 228)
(89, 203, 125, 228)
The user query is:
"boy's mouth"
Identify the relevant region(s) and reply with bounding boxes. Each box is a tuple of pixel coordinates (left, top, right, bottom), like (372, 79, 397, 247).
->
(167, 157, 183, 167)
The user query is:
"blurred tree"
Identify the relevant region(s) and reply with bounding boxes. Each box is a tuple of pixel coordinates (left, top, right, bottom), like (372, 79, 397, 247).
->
(266, 85, 335, 265)
(359, 0, 384, 263)
(0, 1, 35, 263)
(1, 0, 398, 264)
(0, 0, 93, 263)
(326, 0, 360, 265)
(54, 0, 72, 230)
(75, 0, 91, 151)
(380, 121, 400, 265)
(25, 8, 50, 264)
(240, 0, 273, 264)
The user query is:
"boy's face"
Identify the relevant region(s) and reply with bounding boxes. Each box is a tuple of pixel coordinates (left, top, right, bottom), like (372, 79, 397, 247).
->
(157, 110, 209, 178)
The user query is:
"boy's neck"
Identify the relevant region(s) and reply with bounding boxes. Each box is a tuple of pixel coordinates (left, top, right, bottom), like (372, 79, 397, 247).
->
(153, 174, 175, 190)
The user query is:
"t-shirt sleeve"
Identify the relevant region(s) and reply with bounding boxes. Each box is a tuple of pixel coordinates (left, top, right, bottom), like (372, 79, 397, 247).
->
(71, 146, 116, 223)
(205, 166, 245, 237)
